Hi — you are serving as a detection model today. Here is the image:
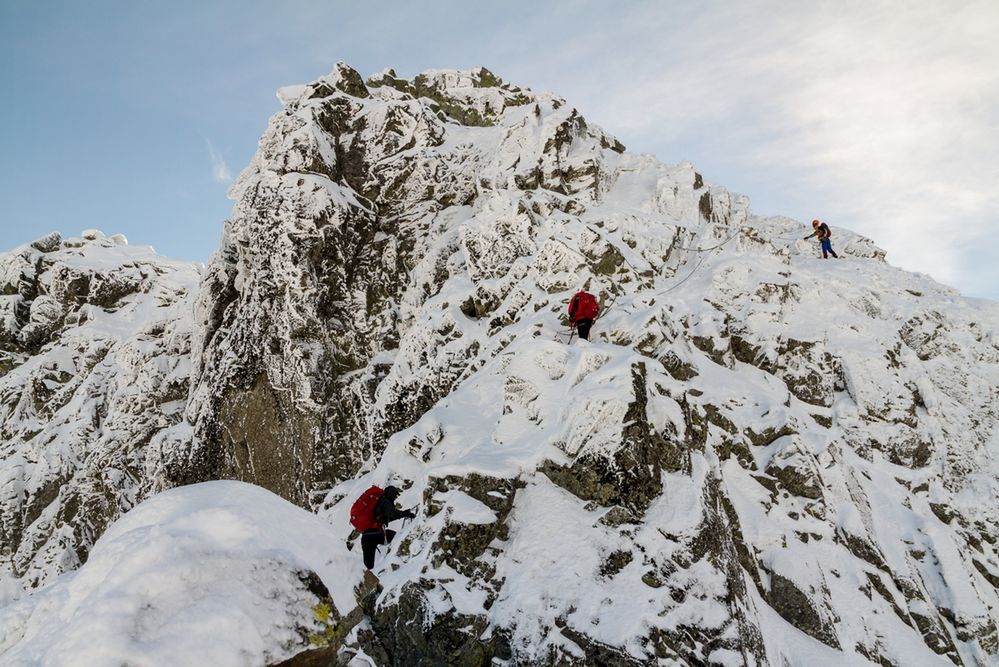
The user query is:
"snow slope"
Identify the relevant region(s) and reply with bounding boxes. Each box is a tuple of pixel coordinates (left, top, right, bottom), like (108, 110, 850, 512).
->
(1, 64, 998, 666)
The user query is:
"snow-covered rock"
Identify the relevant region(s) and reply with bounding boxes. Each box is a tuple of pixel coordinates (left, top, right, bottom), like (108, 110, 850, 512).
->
(0, 481, 355, 667)
(0, 232, 198, 586)
(2, 64, 998, 666)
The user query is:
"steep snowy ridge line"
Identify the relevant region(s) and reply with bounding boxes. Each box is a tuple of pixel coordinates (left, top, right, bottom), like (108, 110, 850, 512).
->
(1, 63, 998, 666)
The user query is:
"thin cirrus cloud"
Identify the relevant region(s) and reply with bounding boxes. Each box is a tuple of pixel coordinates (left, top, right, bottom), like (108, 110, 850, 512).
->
(540, 1, 999, 296)
(206, 139, 233, 184)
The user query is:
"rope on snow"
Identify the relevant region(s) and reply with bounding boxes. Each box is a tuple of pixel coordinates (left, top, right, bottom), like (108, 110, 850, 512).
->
(652, 226, 743, 297)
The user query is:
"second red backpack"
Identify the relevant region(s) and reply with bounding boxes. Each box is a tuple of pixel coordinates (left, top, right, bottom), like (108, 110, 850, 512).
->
(569, 292, 599, 321)
(349, 486, 384, 532)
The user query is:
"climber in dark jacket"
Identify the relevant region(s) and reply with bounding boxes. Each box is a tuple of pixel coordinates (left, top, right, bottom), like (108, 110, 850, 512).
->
(360, 486, 415, 570)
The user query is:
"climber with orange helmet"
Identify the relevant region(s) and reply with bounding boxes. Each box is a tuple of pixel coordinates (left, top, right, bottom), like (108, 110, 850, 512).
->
(804, 219, 838, 259)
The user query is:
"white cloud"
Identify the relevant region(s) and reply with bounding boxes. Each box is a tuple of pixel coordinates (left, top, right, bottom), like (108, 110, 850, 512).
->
(504, 0, 999, 297)
(206, 139, 233, 184)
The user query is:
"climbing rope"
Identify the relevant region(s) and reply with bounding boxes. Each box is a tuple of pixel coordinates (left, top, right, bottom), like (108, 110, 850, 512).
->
(552, 224, 741, 341)
(551, 221, 742, 341)
(595, 290, 620, 322)
(670, 228, 744, 253)
(775, 232, 807, 242)
(651, 226, 743, 297)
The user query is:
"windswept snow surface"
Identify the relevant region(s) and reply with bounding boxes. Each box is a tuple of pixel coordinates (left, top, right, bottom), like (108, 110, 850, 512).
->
(0, 481, 357, 667)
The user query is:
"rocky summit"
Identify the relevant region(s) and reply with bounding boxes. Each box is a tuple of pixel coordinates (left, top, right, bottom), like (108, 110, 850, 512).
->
(1, 63, 998, 666)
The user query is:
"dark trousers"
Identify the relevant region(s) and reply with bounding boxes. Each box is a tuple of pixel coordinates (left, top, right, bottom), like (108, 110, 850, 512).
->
(361, 529, 395, 569)
(574, 318, 593, 340)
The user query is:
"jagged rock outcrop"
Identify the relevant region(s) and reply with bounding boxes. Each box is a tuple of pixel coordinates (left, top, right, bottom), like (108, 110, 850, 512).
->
(2, 64, 998, 666)
(183, 64, 633, 505)
(0, 231, 197, 585)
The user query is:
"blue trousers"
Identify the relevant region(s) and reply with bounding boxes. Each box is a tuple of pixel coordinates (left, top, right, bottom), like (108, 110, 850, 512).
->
(821, 239, 837, 257)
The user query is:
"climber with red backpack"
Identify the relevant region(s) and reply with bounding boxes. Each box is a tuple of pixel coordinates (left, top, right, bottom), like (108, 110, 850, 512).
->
(350, 484, 416, 570)
(804, 219, 839, 259)
(567, 290, 600, 341)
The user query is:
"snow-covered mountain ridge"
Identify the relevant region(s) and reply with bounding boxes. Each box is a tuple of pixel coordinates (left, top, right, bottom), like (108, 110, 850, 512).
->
(1, 63, 998, 666)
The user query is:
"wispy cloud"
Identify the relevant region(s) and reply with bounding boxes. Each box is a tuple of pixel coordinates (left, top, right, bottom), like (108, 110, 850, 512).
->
(205, 139, 232, 184)
(505, 0, 999, 297)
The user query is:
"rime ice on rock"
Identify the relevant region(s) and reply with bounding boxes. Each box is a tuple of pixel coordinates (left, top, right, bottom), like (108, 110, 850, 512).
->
(0, 232, 199, 587)
(2, 64, 999, 666)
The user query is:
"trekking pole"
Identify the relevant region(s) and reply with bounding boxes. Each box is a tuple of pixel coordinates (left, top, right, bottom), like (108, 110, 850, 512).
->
(567, 322, 576, 345)
(596, 292, 618, 322)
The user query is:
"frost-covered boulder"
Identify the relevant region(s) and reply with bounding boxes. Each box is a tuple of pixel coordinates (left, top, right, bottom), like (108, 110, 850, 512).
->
(0, 481, 357, 667)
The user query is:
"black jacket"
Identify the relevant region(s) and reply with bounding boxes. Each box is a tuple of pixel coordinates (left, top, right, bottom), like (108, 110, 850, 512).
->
(373, 494, 408, 528)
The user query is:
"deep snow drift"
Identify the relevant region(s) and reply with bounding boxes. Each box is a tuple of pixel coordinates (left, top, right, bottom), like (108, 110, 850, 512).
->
(0, 481, 357, 667)
(1, 64, 998, 666)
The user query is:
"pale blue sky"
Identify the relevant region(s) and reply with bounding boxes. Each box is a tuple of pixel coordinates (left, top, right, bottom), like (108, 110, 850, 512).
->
(2, 1, 997, 299)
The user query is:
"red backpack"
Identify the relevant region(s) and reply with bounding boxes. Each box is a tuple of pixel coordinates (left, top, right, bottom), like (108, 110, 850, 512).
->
(569, 292, 599, 321)
(350, 486, 384, 532)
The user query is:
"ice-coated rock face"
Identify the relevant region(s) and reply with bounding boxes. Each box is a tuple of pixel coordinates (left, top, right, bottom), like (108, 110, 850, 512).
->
(179, 63, 999, 665)
(2, 63, 998, 666)
(0, 232, 198, 586)
(184, 63, 629, 504)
